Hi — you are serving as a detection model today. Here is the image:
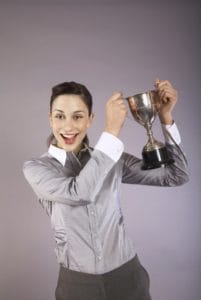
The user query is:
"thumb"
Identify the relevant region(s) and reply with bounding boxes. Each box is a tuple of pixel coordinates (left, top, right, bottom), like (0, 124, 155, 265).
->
(155, 78, 160, 89)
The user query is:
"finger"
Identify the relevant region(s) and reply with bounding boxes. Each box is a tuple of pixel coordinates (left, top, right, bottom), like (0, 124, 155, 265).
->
(158, 85, 176, 98)
(112, 92, 123, 100)
(159, 89, 173, 98)
(158, 88, 175, 96)
(155, 78, 161, 88)
(158, 86, 177, 97)
(159, 90, 177, 103)
(157, 80, 173, 90)
(117, 99, 128, 109)
(110, 92, 123, 101)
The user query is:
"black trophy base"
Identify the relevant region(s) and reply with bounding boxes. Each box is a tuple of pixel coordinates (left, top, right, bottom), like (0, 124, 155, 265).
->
(142, 147, 174, 170)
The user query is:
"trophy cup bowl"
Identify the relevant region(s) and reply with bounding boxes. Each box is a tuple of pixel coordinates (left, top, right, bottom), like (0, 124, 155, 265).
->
(126, 90, 174, 170)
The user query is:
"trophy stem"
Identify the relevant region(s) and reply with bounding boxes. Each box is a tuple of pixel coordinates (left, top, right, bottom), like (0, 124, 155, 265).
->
(145, 124, 155, 144)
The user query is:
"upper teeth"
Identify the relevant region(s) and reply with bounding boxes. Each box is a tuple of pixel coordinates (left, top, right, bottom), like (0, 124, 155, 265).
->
(62, 134, 76, 138)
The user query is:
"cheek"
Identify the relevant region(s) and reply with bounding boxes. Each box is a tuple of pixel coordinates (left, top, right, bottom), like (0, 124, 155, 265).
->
(84, 121, 91, 130)
(51, 121, 62, 133)
(85, 118, 93, 129)
(76, 120, 89, 130)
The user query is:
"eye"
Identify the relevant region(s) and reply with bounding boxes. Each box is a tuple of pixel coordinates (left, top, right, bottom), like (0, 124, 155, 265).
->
(55, 114, 65, 120)
(73, 115, 84, 120)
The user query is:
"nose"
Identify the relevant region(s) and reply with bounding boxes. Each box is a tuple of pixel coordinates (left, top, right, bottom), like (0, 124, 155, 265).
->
(62, 117, 75, 131)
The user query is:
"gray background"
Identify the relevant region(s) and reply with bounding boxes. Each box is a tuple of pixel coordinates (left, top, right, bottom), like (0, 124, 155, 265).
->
(0, 0, 200, 299)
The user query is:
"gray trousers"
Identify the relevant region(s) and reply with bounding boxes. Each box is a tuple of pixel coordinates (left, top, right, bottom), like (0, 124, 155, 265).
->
(55, 255, 152, 300)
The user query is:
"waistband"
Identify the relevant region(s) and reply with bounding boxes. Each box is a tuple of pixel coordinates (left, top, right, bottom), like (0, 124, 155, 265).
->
(58, 255, 140, 284)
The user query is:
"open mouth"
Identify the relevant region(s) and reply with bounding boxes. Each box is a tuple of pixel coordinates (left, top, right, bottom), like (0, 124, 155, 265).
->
(61, 133, 78, 145)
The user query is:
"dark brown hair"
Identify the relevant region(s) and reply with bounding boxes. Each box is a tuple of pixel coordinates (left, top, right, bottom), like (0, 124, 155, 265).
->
(47, 81, 93, 147)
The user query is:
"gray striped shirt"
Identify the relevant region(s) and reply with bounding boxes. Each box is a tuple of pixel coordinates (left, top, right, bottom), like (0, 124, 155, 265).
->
(23, 126, 189, 274)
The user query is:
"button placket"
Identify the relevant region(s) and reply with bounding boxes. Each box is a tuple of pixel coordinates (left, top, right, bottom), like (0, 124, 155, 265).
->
(87, 204, 103, 265)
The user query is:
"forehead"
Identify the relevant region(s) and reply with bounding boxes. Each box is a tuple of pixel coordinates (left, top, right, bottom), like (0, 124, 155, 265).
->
(52, 94, 88, 112)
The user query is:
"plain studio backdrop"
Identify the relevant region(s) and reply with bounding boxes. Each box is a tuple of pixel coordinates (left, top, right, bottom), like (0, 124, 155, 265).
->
(0, 0, 200, 299)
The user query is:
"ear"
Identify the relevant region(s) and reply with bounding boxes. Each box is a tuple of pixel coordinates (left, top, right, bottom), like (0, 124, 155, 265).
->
(48, 112, 53, 128)
(87, 113, 94, 128)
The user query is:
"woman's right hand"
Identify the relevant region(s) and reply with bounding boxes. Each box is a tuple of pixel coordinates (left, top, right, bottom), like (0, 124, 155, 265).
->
(104, 92, 128, 137)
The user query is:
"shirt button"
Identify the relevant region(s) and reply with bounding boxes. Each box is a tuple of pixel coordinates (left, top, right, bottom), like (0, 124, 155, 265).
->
(97, 255, 102, 260)
(91, 211, 95, 215)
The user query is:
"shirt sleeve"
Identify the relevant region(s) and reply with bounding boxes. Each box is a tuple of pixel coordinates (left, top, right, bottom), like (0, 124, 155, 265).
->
(161, 122, 181, 145)
(121, 120, 189, 186)
(95, 131, 124, 162)
(23, 133, 123, 206)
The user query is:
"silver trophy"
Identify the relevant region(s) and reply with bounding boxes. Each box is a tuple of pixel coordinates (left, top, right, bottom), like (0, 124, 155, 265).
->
(126, 90, 174, 170)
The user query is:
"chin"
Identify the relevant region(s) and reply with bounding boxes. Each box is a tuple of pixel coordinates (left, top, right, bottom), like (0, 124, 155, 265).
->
(62, 143, 80, 153)
(56, 135, 83, 153)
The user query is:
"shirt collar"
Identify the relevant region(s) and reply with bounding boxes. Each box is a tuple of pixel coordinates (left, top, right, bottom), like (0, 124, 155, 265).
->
(48, 144, 92, 166)
(48, 144, 66, 166)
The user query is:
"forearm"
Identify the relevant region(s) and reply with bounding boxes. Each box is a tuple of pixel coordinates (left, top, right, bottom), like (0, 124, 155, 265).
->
(159, 112, 174, 125)
(122, 144, 189, 187)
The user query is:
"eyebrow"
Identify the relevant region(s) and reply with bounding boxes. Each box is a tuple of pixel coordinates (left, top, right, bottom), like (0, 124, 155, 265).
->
(53, 109, 64, 113)
(53, 109, 86, 114)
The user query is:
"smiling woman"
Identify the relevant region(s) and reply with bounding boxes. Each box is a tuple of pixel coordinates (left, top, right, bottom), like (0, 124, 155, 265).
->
(49, 93, 93, 153)
(47, 82, 93, 150)
(23, 80, 189, 300)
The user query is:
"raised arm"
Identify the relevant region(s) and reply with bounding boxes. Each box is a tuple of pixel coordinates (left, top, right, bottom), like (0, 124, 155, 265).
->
(122, 79, 189, 186)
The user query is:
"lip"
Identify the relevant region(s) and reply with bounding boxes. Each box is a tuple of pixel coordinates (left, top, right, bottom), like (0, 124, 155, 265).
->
(60, 133, 79, 145)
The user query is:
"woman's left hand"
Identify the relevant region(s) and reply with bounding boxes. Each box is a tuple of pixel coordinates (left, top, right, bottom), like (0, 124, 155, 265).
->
(155, 78, 178, 125)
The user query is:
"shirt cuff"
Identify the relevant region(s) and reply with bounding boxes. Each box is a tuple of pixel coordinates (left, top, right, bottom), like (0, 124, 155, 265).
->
(95, 132, 124, 162)
(161, 122, 181, 145)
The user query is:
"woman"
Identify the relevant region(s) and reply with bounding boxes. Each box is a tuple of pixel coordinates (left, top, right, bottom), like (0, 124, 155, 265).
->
(23, 80, 189, 300)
